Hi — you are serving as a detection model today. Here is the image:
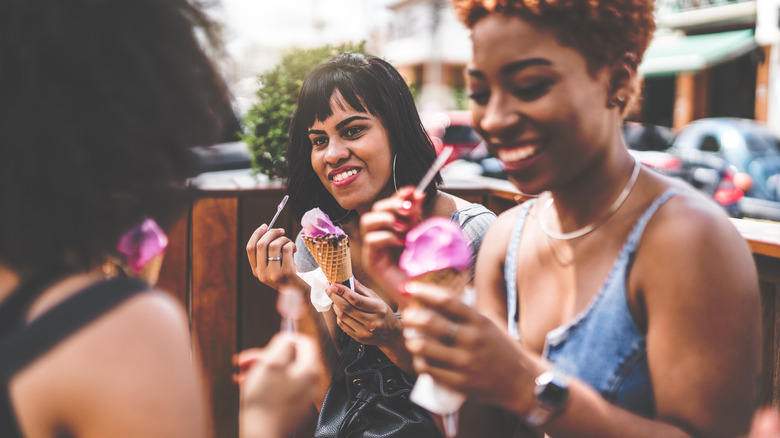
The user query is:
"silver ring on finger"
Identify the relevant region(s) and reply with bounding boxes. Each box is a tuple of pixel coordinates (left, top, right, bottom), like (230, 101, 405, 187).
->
(444, 321, 459, 344)
(267, 256, 282, 262)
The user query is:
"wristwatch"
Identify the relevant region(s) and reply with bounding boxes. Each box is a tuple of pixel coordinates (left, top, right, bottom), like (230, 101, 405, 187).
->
(525, 369, 569, 428)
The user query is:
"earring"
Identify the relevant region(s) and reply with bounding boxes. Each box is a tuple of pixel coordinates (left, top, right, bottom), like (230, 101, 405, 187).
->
(393, 154, 398, 191)
(609, 94, 626, 108)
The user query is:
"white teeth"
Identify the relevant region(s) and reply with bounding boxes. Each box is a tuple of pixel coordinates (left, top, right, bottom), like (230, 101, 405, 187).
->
(498, 145, 537, 163)
(332, 169, 358, 182)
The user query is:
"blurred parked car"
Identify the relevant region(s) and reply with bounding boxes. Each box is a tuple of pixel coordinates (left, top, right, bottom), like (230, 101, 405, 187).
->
(623, 121, 768, 218)
(623, 121, 675, 152)
(669, 118, 780, 221)
(671, 118, 780, 201)
(622, 122, 693, 185)
(421, 110, 482, 164)
(191, 141, 252, 173)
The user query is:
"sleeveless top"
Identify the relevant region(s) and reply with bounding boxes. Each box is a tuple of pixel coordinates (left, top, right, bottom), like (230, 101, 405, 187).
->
(295, 203, 497, 280)
(0, 276, 149, 437)
(504, 190, 679, 418)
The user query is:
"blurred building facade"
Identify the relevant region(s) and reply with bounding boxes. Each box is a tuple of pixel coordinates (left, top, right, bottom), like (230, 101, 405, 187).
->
(377, 0, 471, 112)
(374, 0, 780, 131)
(638, 0, 776, 130)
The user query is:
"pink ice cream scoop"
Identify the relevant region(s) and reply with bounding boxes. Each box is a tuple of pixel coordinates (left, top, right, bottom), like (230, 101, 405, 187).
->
(117, 218, 168, 274)
(399, 217, 471, 278)
(301, 208, 345, 237)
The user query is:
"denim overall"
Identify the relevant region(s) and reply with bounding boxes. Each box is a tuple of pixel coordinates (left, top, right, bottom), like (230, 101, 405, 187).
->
(504, 190, 678, 418)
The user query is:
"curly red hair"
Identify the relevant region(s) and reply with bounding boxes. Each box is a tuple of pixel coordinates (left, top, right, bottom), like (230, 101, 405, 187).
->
(452, 0, 656, 72)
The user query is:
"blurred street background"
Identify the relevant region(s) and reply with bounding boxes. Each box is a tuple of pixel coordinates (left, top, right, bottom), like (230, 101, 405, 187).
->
(203, 0, 780, 221)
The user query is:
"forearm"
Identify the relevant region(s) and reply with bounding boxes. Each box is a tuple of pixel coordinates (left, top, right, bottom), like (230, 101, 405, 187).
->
(240, 410, 291, 438)
(520, 378, 694, 438)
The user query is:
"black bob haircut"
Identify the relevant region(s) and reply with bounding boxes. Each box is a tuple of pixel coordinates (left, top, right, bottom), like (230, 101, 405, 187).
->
(286, 53, 441, 222)
(0, 0, 235, 276)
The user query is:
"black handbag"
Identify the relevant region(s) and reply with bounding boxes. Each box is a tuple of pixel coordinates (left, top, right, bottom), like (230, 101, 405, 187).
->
(315, 333, 442, 438)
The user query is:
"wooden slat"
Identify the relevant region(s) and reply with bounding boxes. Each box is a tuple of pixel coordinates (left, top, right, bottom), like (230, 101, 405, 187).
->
(731, 218, 780, 259)
(761, 282, 777, 407)
(755, 254, 780, 285)
(775, 285, 780, 408)
(191, 197, 239, 438)
(157, 209, 190, 306)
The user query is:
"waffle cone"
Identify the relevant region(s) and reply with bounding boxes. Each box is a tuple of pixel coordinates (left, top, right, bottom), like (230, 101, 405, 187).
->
(138, 253, 165, 285)
(412, 268, 470, 297)
(303, 234, 352, 284)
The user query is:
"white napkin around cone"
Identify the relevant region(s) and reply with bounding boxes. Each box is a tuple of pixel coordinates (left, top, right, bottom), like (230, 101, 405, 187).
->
(297, 268, 332, 312)
(409, 286, 475, 416)
(411, 373, 466, 415)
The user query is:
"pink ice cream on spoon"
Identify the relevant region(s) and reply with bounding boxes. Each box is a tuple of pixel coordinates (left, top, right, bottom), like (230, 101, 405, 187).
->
(301, 208, 345, 237)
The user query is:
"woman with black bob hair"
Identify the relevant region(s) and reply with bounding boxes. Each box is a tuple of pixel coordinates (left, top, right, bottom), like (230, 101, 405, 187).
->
(246, 53, 495, 430)
(287, 53, 441, 222)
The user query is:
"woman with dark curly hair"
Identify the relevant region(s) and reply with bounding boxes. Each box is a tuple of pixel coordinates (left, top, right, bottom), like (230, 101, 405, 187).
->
(362, 1, 762, 437)
(0, 0, 301, 436)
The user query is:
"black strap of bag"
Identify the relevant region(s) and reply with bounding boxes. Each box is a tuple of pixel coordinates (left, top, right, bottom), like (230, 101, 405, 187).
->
(315, 333, 442, 438)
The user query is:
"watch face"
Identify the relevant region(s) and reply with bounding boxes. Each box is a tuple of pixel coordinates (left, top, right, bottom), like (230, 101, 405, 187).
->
(535, 372, 569, 409)
(540, 381, 568, 406)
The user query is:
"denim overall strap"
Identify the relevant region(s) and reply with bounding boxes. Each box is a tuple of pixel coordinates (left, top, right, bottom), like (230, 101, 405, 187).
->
(504, 199, 536, 341)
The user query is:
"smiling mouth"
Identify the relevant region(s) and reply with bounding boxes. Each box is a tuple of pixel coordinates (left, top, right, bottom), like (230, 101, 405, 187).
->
(331, 168, 360, 183)
(496, 144, 539, 165)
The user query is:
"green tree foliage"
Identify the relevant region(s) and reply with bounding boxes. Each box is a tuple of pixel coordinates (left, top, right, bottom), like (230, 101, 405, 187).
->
(240, 42, 369, 178)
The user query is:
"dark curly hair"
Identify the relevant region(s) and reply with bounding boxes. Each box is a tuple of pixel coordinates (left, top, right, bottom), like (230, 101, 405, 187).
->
(0, 0, 235, 276)
(287, 53, 440, 222)
(452, 0, 656, 72)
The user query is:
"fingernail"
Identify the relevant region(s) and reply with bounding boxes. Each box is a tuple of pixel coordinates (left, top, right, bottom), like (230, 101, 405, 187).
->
(399, 284, 412, 296)
(401, 199, 413, 210)
(393, 219, 409, 231)
(260, 224, 268, 232)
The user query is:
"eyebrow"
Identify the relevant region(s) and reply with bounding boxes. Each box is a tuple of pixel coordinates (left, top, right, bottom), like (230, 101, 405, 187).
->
(335, 115, 369, 130)
(308, 115, 370, 136)
(467, 58, 552, 79)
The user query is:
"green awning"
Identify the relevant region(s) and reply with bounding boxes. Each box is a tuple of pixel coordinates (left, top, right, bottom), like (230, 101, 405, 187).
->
(639, 29, 757, 77)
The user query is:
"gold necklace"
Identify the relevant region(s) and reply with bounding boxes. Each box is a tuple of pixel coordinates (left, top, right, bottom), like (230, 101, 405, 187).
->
(540, 159, 641, 240)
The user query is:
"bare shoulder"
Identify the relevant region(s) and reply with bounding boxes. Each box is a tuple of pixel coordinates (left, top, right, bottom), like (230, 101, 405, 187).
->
(641, 184, 754, 272)
(474, 202, 529, 326)
(632, 180, 760, 324)
(12, 291, 209, 438)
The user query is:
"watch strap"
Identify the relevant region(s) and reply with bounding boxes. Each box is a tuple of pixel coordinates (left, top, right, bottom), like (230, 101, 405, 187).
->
(524, 369, 569, 428)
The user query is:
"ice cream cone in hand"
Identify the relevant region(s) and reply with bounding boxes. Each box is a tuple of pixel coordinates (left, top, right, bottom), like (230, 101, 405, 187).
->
(399, 217, 471, 296)
(301, 208, 353, 285)
(399, 217, 472, 419)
